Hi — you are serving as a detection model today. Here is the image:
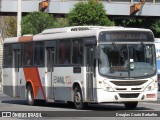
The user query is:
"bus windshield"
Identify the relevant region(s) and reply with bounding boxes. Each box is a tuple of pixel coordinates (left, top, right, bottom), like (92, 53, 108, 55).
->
(99, 44, 156, 78)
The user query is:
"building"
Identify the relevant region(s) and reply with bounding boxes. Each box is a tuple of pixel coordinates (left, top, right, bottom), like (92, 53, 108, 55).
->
(0, 0, 160, 17)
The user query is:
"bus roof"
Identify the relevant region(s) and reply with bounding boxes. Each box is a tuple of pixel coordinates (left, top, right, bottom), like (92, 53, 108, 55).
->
(3, 26, 153, 44)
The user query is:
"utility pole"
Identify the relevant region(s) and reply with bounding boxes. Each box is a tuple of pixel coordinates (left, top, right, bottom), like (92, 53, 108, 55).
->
(17, 0, 22, 37)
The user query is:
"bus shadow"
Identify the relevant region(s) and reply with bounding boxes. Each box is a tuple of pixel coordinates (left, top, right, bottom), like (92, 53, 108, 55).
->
(1, 99, 29, 105)
(1, 99, 74, 109)
(1, 99, 154, 111)
(86, 103, 154, 111)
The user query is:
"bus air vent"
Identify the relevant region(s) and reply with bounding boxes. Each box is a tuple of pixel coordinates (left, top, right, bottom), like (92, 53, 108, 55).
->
(131, 88, 142, 90)
(119, 93, 140, 98)
(70, 27, 90, 31)
(110, 80, 147, 86)
(115, 88, 127, 91)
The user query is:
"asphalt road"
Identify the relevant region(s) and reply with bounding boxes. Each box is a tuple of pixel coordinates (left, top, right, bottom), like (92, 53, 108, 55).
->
(0, 85, 160, 120)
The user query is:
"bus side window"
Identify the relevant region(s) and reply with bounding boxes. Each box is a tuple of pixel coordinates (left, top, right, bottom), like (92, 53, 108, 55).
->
(72, 40, 83, 65)
(59, 40, 71, 65)
(34, 42, 44, 66)
(23, 43, 34, 66)
(3, 44, 13, 67)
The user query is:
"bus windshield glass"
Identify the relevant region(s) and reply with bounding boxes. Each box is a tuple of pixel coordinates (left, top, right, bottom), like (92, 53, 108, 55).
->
(99, 44, 156, 78)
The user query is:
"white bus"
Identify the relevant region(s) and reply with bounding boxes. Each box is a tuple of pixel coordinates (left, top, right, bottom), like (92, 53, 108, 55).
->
(2, 26, 158, 109)
(155, 38, 160, 90)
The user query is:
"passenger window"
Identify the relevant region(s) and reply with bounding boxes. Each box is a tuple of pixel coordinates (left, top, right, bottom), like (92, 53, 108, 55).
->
(34, 42, 44, 66)
(72, 40, 83, 65)
(3, 44, 13, 67)
(23, 43, 34, 66)
(59, 40, 71, 65)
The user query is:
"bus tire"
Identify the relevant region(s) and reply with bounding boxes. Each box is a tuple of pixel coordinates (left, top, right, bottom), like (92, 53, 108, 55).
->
(27, 85, 35, 106)
(73, 87, 87, 109)
(124, 102, 138, 109)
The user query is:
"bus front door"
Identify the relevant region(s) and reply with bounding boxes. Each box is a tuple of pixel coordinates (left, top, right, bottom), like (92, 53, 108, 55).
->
(46, 47, 55, 100)
(86, 46, 94, 101)
(13, 46, 21, 98)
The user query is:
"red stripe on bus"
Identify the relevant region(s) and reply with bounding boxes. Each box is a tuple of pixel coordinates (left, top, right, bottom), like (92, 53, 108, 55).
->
(23, 68, 46, 100)
(35, 68, 46, 100)
(18, 36, 33, 42)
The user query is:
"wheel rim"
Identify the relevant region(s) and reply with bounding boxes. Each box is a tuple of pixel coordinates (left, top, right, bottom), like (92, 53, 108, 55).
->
(75, 92, 81, 105)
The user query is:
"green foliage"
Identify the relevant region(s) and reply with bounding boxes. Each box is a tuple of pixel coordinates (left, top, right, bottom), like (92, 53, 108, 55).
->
(54, 18, 69, 28)
(115, 19, 143, 28)
(115, 18, 160, 38)
(21, 12, 56, 35)
(67, 0, 114, 26)
(150, 20, 160, 37)
(4, 16, 17, 37)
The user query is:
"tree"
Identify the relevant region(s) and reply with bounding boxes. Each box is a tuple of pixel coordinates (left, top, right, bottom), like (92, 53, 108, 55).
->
(115, 18, 160, 38)
(4, 16, 17, 37)
(150, 20, 160, 38)
(54, 17, 69, 28)
(21, 12, 56, 35)
(115, 19, 143, 28)
(67, 0, 114, 26)
(0, 16, 17, 38)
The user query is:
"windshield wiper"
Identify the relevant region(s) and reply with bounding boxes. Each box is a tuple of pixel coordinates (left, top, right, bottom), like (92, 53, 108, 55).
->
(112, 43, 124, 58)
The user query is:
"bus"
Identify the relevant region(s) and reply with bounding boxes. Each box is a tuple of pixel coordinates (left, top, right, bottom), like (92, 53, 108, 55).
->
(155, 38, 160, 90)
(2, 26, 158, 109)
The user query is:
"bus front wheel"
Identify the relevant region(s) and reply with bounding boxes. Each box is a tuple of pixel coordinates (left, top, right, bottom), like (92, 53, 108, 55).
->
(124, 102, 138, 109)
(73, 87, 87, 109)
(27, 85, 35, 106)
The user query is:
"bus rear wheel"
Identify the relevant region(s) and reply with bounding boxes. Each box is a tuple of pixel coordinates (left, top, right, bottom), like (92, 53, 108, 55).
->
(73, 87, 87, 109)
(27, 85, 35, 106)
(124, 102, 138, 109)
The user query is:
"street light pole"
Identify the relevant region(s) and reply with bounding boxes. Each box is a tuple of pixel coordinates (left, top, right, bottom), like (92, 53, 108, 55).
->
(17, 0, 22, 37)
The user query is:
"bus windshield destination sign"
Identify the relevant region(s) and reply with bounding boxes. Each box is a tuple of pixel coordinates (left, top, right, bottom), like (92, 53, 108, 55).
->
(99, 31, 154, 42)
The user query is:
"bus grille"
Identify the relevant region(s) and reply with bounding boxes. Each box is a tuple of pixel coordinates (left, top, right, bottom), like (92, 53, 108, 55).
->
(110, 80, 147, 86)
(119, 93, 140, 98)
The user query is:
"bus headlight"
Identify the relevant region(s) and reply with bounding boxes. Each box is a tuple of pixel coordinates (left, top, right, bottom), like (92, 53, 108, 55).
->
(102, 82, 114, 91)
(144, 81, 157, 91)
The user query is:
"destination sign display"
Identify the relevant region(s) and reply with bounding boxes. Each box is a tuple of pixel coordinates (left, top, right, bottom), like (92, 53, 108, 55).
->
(99, 31, 154, 42)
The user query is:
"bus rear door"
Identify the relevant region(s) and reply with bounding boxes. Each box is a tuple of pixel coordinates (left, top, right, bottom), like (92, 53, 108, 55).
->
(46, 41, 56, 100)
(13, 44, 21, 97)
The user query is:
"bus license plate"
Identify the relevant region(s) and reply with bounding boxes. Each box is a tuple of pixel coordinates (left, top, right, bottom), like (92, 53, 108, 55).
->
(146, 94, 156, 98)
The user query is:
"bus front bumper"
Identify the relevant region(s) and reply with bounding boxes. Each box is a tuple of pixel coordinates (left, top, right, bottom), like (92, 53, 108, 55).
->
(96, 88, 158, 103)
